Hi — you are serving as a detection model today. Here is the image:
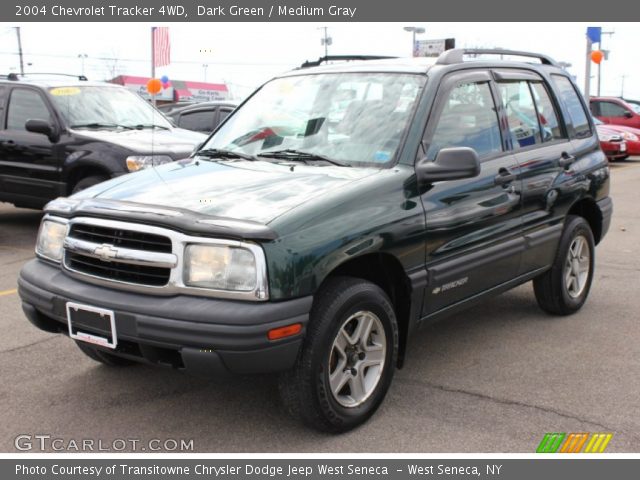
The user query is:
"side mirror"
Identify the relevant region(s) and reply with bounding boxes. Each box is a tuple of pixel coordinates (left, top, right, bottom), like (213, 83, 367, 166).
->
(25, 119, 58, 142)
(416, 147, 481, 184)
(623, 111, 634, 119)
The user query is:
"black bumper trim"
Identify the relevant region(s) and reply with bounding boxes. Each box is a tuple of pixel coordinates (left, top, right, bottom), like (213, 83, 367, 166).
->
(18, 259, 312, 375)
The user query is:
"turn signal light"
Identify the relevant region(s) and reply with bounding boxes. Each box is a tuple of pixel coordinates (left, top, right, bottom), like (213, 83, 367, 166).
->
(267, 323, 302, 341)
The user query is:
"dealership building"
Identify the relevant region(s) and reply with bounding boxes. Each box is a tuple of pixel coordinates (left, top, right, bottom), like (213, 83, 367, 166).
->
(109, 75, 230, 103)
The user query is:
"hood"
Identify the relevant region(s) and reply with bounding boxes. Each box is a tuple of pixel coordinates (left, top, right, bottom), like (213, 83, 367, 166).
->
(73, 158, 379, 224)
(72, 127, 207, 158)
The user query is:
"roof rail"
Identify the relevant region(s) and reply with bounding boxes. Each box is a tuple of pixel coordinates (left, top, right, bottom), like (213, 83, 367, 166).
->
(4, 72, 89, 81)
(436, 49, 558, 66)
(300, 55, 398, 69)
(0, 73, 20, 81)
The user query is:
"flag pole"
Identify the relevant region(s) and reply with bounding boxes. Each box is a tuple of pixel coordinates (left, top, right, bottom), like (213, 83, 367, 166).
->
(151, 27, 156, 107)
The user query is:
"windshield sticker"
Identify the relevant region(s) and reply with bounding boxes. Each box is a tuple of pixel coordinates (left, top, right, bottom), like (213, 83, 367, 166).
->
(373, 151, 391, 162)
(50, 87, 81, 96)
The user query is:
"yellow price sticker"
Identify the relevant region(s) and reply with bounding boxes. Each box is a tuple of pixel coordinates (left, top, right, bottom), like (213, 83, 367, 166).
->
(49, 87, 81, 96)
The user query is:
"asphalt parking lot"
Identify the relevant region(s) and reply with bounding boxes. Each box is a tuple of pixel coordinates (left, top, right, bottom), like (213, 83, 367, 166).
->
(1, 159, 639, 453)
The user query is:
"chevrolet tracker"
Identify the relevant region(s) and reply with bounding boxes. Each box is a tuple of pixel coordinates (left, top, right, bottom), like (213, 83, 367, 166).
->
(18, 50, 613, 432)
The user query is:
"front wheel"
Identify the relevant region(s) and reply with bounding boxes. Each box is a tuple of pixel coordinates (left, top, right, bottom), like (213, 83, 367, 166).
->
(533, 215, 595, 315)
(279, 277, 398, 433)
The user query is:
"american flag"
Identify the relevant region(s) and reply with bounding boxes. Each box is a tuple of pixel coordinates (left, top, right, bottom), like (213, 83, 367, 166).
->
(152, 27, 170, 67)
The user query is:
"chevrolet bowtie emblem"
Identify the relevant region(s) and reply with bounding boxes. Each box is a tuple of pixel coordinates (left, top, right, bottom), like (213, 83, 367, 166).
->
(93, 244, 118, 262)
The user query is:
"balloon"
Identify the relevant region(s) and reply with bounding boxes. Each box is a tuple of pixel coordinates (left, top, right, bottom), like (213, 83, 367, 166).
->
(591, 50, 604, 65)
(160, 75, 169, 84)
(162, 81, 171, 89)
(146, 78, 162, 95)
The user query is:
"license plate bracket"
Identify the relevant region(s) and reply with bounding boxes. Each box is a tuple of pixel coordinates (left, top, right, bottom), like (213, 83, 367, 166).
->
(66, 302, 117, 349)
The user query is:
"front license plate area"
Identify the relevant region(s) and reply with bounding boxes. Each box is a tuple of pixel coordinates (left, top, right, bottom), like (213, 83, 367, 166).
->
(66, 302, 117, 349)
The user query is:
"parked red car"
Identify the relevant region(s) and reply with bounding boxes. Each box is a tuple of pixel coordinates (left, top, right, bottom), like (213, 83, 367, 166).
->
(594, 119, 628, 161)
(594, 121, 640, 156)
(590, 96, 640, 129)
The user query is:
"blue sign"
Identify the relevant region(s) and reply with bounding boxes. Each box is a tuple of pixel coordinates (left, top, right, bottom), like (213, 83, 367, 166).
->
(587, 26, 601, 44)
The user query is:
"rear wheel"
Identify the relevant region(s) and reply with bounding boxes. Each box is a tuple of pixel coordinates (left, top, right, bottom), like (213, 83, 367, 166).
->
(75, 341, 137, 367)
(279, 277, 398, 433)
(533, 215, 595, 315)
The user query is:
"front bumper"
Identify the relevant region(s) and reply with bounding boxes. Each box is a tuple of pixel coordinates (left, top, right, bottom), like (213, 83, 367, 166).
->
(18, 259, 312, 376)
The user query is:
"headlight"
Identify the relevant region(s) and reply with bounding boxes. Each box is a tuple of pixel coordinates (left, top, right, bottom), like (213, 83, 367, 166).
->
(621, 132, 639, 141)
(184, 244, 260, 293)
(35, 219, 68, 262)
(126, 155, 173, 172)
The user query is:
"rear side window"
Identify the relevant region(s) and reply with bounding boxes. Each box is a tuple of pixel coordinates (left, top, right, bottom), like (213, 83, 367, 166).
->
(498, 81, 542, 149)
(6, 88, 52, 131)
(427, 81, 502, 159)
(597, 101, 628, 117)
(530, 82, 564, 142)
(551, 75, 591, 139)
(179, 110, 215, 132)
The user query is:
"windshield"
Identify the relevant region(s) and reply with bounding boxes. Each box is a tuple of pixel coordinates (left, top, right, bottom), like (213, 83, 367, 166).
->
(49, 86, 172, 129)
(628, 101, 640, 114)
(202, 73, 426, 166)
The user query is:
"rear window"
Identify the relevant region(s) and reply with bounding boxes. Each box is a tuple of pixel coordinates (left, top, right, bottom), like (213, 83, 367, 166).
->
(551, 75, 591, 139)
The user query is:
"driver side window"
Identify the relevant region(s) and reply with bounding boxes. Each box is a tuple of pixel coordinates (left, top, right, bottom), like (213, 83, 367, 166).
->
(6, 89, 52, 131)
(426, 81, 502, 160)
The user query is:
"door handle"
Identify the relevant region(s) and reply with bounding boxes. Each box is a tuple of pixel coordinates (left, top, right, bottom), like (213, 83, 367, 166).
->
(494, 169, 517, 186)
(558, 152, 576, 168)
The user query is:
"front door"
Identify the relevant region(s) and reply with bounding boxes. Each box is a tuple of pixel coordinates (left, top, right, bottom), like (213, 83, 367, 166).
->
(0, 87, 62, 203)
(419, 71, 524, 317)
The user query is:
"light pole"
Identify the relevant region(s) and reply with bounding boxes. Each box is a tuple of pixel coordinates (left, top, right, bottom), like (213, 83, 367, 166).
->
(597, 30, 615, 97)
(403, 26, 425, 57)
(319, 27, 332, 57)
(202, 64, 209, 82)
(77, 54, 88, 76)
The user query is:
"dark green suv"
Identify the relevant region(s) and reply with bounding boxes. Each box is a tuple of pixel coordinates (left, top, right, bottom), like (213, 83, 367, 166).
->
(18, 50, 613, 432)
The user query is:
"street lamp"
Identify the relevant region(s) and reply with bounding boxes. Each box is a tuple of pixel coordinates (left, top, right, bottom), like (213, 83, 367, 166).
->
(403, 26, 425, 57)
(77, 53, 88, 76)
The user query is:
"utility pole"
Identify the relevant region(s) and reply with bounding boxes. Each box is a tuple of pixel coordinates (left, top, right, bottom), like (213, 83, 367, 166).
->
(621, 75, 627, 98)
(202, 64, 208, 82)
(597, 30, 615, 96)
(319, 27, 332, 57)
(15, 27, 24, 75)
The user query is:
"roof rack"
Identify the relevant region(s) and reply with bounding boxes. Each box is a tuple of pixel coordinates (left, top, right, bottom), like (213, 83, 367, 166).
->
(299, 55, 398, 69)
(436, 49, 558, 67)
(2, 72, 88, 81)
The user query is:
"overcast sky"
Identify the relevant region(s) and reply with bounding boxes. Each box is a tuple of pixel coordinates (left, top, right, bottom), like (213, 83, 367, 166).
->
(1, 22, 638, 99)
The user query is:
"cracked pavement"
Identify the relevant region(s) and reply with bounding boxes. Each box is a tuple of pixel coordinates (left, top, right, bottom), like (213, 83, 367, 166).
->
(1, 159, 639, 452)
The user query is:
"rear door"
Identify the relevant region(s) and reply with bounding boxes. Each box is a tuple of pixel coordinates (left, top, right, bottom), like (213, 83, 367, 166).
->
(420, 70, 524, 316)
(493, 70, 570, 274)
(0, 86, 63, 203)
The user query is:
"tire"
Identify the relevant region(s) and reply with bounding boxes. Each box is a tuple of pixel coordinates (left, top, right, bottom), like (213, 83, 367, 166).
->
(72, 175, 108, 194)
(279, 277, 398, 433)
(533, 215, 595, 315)
(75, 341, 137, 367)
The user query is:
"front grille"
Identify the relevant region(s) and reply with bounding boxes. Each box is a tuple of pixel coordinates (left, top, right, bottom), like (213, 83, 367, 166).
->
(64, 222, 173, 287)
(69, 224, 172, 253)
(65, 252, 170, 286)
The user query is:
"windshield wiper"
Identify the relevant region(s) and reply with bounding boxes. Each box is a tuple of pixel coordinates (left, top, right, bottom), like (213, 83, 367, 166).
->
(70, 122, 134, 130)
(133, 124, 170, 130)
(197, 148, 258, 162)
(257, 149, 350, 167)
